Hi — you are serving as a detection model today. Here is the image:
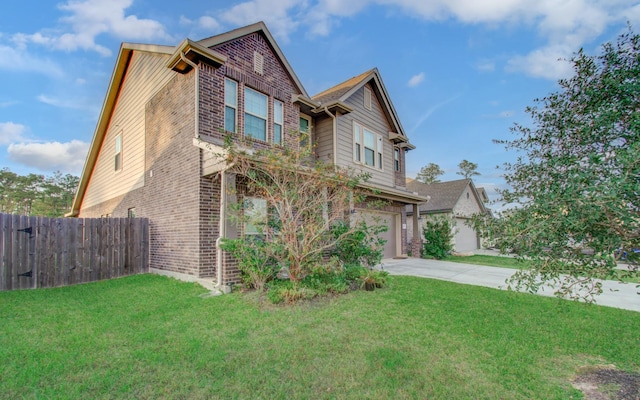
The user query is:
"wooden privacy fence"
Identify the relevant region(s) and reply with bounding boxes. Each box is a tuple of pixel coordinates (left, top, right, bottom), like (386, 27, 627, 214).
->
(0, 213, 149, 291)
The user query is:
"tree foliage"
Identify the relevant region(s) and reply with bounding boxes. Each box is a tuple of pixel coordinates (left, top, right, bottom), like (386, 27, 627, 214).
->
(422, 217, 454, 260)
(489, 27, 640, 301)
(416, 163, 444, 184)
(218, 136, 387, 283)
(456, 159, 480, 179)
(0, 168, 79, 217)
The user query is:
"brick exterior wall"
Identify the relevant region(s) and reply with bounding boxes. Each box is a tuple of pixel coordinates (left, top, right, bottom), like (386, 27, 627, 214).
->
(79, 29, 421, 284)
(199, 32, 302, 149)
(394, 147, 407, 188)
(80, 71, 216, 278)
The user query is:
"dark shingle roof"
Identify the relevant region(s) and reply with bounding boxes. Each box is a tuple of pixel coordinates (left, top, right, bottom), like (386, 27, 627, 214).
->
(406, 178, 472, 213)
(311, 69, 374, 105)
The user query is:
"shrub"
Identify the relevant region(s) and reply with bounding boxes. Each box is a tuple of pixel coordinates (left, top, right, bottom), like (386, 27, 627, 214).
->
(331, 220, 387, 268)
(359, 268, 390, 291)
(220, 237, 282, 291)
(422, 217, 454, 259)
(266, 280, 317, 304)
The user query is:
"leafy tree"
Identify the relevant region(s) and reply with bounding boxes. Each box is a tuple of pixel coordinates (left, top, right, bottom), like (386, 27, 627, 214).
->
(0, 168, 79, 217)
(416, 163, 444, 184)
(456, 159, 480, 179)
(216, 135, 386, 283)
(422, 217, 454, 259)
(489, 27, 640, 301)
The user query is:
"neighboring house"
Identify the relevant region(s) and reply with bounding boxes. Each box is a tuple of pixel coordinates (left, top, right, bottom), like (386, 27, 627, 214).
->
(406, 178, 488, 252)
(69, 22, 427, 285)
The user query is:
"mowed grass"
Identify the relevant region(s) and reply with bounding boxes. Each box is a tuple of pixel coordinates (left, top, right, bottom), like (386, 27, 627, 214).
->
(1, 274, 639, 399)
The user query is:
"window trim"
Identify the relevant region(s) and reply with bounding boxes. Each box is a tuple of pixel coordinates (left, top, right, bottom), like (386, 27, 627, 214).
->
(273, 100, 283, 145)
(394, 147, 400, 172)
(224, 78, 238, 133)
(114, 133, 122, 172)
(299, 113, 312, 149)
(243, 197, 267, 236)
(244, 87, 268, 141)
(353, 121, 383, 170)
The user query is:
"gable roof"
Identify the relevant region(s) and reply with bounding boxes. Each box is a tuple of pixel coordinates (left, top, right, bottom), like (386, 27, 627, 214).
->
(198, 21, 309, 98)
(312, 68, 413, 148)
(68, 42, 175, 216)
(406, 178, 487, 214)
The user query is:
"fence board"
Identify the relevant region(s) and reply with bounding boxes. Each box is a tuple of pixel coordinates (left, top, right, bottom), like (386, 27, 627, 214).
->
(0, 214, 149, 291)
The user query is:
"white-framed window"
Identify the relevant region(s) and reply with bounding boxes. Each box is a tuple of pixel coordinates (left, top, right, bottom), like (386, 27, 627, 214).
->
(243, 197, 267, 235)
(114, 133, 122, 172)
(364, 87, 372, 111)
(127, 207, 136, 218)
(353, 122, 383, 169)
(224, 78, 238, 133)
(394, 147, 400, 172)
(244, 87, 268, 141)
(273, 100, 283, 145)
(299, 114, 311, 148)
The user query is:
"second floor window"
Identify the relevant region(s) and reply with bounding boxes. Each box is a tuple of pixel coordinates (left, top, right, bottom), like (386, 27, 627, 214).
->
(244, 88, 267, 141)
(273, 100, 283, 145)
(353, 122, 383, 170)
(224, 78, 237, 133)
(299, 115, 311, 148)
(394, 148, 400, 171)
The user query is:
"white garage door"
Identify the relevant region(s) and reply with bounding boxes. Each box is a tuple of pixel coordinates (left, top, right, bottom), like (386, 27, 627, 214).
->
(454, 217, 478, 252)
(360, 211, 398, 259)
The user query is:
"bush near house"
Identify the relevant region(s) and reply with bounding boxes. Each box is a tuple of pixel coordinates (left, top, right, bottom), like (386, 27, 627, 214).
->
(219, 137, 390, 303)
(422, 217, 454, 259)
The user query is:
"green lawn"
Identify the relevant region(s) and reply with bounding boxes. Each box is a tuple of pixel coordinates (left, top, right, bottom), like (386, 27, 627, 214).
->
(1, 274, 639, 399)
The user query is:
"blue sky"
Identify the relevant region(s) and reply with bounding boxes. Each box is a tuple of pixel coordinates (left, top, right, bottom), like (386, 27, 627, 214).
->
(1, 0, 638, 206)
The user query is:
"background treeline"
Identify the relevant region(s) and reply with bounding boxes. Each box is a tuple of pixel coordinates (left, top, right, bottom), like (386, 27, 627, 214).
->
(0, 168, 79, 217)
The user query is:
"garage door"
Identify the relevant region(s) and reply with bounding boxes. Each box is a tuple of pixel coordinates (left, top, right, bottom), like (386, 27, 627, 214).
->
(454, 217, 478, 252)
(360, 211, 398, 259)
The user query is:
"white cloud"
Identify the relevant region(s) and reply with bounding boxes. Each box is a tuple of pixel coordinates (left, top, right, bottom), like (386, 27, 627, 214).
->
(407, 72, 425, 87)
(0, 45, 64, 76)
(506, 44, 575, 80)
(11, 0, 171, 56)
(476, 60, 495, 72)
(37, 94, 98, 112)
(220, 0, 306, 41)
(0, 122, 27, 145)
(8, 140, 89, 173)
(198, 16, 221, 30)
(250, 0, 635, 80)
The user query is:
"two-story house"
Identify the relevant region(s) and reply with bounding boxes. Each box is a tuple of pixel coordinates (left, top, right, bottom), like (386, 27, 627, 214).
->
(69, 22, 426, 285)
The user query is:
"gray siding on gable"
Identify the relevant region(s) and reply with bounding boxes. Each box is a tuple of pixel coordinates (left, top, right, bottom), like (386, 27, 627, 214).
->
(314, 115, 333, 163)
(335, 84, 394, 188)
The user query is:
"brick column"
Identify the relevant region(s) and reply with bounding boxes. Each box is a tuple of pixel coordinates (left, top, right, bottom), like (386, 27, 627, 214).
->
(411, 204, 422, 257)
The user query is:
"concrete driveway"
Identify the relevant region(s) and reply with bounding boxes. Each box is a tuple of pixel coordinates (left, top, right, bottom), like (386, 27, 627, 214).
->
(379, 257, 640, 313)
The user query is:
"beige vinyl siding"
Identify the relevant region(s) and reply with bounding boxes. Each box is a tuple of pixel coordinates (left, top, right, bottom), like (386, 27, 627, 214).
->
(313, 116, 333, 161)
(335, 85, 394, 187)
(83, 51, 175, 209)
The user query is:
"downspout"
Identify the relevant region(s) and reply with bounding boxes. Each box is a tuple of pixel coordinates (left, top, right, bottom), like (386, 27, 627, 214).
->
(215, 170, 227, 290)
(322, 106, 338, 166)
(180, 52, 229, 290)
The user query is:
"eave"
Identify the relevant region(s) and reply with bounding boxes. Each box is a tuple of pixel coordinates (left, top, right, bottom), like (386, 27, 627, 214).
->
(167, 39, 227, 73)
